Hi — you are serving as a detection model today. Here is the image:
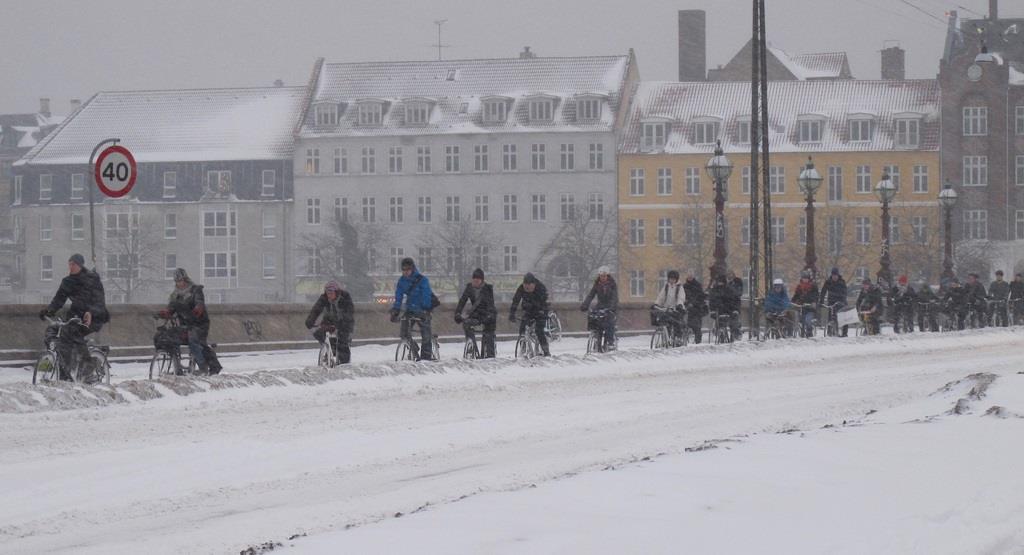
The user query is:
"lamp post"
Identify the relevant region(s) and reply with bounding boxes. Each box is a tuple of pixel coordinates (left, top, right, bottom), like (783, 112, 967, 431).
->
(705, 140, 733, 281)
(797, 156, 822, 280)
(938, 179, 959, 285)
(875, 171, 897, 289)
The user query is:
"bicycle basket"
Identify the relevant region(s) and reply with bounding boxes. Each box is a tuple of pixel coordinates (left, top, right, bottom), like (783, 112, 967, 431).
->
(154, 326, 186, 350)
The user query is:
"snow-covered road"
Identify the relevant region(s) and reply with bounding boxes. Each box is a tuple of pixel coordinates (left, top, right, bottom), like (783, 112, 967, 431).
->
(1, 330, 1021, 554)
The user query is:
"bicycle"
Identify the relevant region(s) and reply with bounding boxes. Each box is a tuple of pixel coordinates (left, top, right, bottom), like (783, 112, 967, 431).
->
(396, 313, 440, 362)
(34, 317, 111, 386)
(150, 315, 219, 378)
(650, 306, 689, 349)
(916, 301, 939, 332)
(792, 303, 818, 338)
(988, 299, 1009, 327)
(857, 310, 881, 336)
(1011, 299, 1024, 326)
(586, 308, 616, 354)
(707, 311, 736, 344)
(544, 311, 562, 342)
(824, 303, 846, 337)
(764, 311, 789, 340)
(514, 316, 542, 359)
(462, 319, 485, 360)
(318, 328, 340, 368)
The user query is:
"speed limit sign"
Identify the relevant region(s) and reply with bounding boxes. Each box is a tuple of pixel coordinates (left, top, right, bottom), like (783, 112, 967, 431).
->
(93, 145, 137, 198)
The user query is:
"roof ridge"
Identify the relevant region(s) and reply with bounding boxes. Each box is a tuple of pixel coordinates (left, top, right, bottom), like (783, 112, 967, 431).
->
(93, 85, 305, 95)
(322, 54, 628, 67)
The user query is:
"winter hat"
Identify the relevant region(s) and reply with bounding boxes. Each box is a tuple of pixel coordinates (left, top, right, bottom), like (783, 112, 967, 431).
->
(898, 275, 908, 285)
(862, 278, 872, 285)
(173, 268, 190, 282)
(68, 253, 85, 267)
(472, 268, 485, 280)
(830, 267, 840, 276)
(800, 270, 811, 280)
(400, 257, 415, 270)
(523, 272, 537, 284)
(667, 270, 680, 281)
(772, 278, 784, 286)
(995, 270, 1004, 276)
(324, 280, 341, 293)
(597, 266, 611, 275)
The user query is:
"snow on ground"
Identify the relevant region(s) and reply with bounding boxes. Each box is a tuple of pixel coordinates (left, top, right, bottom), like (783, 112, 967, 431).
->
(0, 329, 1022, 554)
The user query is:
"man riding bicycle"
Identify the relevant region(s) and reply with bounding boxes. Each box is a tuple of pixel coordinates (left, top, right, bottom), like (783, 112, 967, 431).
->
(964, 273, 987, 328)
(455, 268, 497, 358)
(580, 266, 619, 351)
(683, 273, 707, 343)
(856, 278, 883, 335)
(159, 268, 221, 375)
(988, 270, 1010, 327)
(39, 253, 109, 382)
(708, 273, 742, 340)
(818, 267, 848, 337)
(509, 273, 551, 357)
(1010, 273, 1024, 323)
(791, 271, 820, 338)
(305, 280, 355, 364)
(653, 270, 686, 342)
(389, 257, 437, 361)
(916, 280, 940, 332)
(890, 275, 917, 333)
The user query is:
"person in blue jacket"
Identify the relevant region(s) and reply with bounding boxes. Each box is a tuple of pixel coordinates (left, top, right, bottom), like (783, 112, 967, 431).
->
(765, 278, 793, 335)
(389, 257, 436, 360)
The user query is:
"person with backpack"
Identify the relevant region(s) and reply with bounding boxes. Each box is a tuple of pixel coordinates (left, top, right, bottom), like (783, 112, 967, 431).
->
(389, 257, 438, 361)
(455, 268, 497, 358)
(39, 253, 110, 382)
(509, 272, 551, 356)
(305, 280, 355, 364)
(653, 270, 686, 343)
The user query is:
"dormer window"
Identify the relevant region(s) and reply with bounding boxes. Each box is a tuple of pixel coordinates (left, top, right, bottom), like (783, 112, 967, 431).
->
(575, 95, 604, 122)
(692, 119, 720, 145)
(894, 116, 921, 148)
(314, 103, 338, 126)
(797, 117, 824, 143)
(641, 121, 668, 151)
(357, 101, 384, 126)
(848, 115, 874, 142)
(482, 96, 511, 123)
(404, 100, 431, 125)
(528, 96, 556, 122)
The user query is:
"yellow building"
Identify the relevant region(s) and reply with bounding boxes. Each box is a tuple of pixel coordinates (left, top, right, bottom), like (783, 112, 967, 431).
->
(618, 80, 942, 300)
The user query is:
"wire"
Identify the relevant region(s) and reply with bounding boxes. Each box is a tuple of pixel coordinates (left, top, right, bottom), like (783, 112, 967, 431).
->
(851, 0, 946, 32)
(897, 0, 951, 27)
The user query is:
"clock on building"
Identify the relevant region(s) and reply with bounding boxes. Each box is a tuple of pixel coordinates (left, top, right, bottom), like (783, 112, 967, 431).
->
(967, 63, 983, 82)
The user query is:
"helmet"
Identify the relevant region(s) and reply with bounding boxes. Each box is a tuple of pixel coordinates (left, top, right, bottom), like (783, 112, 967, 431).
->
(772, 278, 784, 286)
(597, 266, 611, 275)
(667, 270, 680, 281)
(324, 280, 341, 293)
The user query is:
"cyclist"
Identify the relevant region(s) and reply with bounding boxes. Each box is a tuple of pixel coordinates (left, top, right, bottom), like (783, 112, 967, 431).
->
(1010, 273, 1024, 323)
(389, 257, 436, 361)
(964, 273, 988, 328)
(916, 280, 940, 332)
(39, 253, 109, 382)
(509, 272, 551, 356)
(791, 271, 820, 338)
(890, 275, 917, 333)
(683, 273, 707, 343)
(305, 280, 355, 364)
(580, 266, 619, 351)
(455, 268, 497, 358)
(707, 274, 741, 340)
(765, 278, 792, 336)
(988, 270, 1010, 327)
(943, 278, 968, 330)
(726, 269, 744, 297)
(653, 270, 686, 343)
(819, 267, 849, 337)
(159, 268, 221, 374)
(856, 278, 883, 335)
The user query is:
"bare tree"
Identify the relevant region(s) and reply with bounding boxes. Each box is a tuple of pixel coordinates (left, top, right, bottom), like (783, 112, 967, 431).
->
(102, 216, 162, 303)
(418, 217, 505, 292)
(298, 217, 392, 302)
(537, 204, 618, 301)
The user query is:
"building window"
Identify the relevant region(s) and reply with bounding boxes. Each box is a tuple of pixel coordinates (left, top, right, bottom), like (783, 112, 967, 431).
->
(531, 194, 546, 221)
(314, 103, 337, 126)
(799, 215, 807, 245)
(1016, 106, 1024, 135)
(768, 166, 785, 194)
(361, 147, 376, 174)
(306, 198, 321, 225)
(502, 144, 517, 172)
(771, 216, 785, 244)
(203, 252, 237, 278)
(70, 213, 84, 240)
(531, 144, 546, 171)
(798, 119, 823, 143)
(912, 216, 928, 244)
(385, 196, 403, 223)
(474, 145, 488, 172)
(588, 193, 605, 221)
(474, 245, 490, 271)
(390, 247, 406, 273)
(963, 210, 988, 240)
(737, 121, 751, 143)
(105, 253, 139, 280)
(334, 197, 349, 222)
(1016, 155, 1024, 186)
(883, 164, 901, 188)
(362, 197, 376, 222)
(202, 210, 235, 237)
(963, 156, 988, 186)
(262, 210, 276, 238)
(70, 173, 85, 201)
(503, 245, 518, 272)
(589, 143, 604, 170)
(164, 213, 177, 239)
(889, 216, 901, 243)
(577, 98, 601, 121)
(305, 148, 320, 174)
(262, 253, 276, 279)
(629, 168, 645, 196)
(963, 107, 988, 136)
(684, 218, 700, 245)
(13, 175, 22, 205)
(657, 168, 672, 196)
(630, 270, 645, 297)
(560, 193, 576, 221)
(741, 166, 751, 195)
(657, 218, 673, 245)
(828, 217, 844, 254)
(849, 118, 872, 141)
(629, 219, 645, 246)
(444, 247, 463, 275)
(164, 254, 177, 280)
(260, 170, 276, 197)
(334, 148, 348, 174)
(895, 118, 919, 147)
(528, 99, 554, 122)
(416, 146, 432, 173)
(388, 147, 403, 174)
(483, 100, 508, 123)
(105, 212, 139, 238)
(741, 216, 751, 245)
(39, 174, 52, 201)
(417, 197, 432, 223)
(913, 165, 929, 193)
(855, 216, 871, 244)
(417, 247, 433, 272)
(160, 171, 176, 198)
(444, 145, 460, 173)
(642, 123, 666, 150)
(503, 195, 518, 222)
(474, 195, 489, 222)
(40, 255, 53, 281)
(358, 102, 383, 126)
(445, 196, 460, 222)
(38, 214, 52, 241)
(560, 144, 575, 171)
(827, 166, 842, 201)
(856, 165, 872, 193)
(692, 121, 719, 145)
(301, 249, 322, 277)
(405, 102, 429, 125)
(685, 167, 700, 195)
(1016, 211, 1024, 240)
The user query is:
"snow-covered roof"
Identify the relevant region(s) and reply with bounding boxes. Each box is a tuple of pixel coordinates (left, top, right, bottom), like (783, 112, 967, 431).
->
(0, 113, 65, 152)
(301, 55, 631, 137)
(1011, 63, 1024, 86)
(621, 80, 940, 155)
(18, 87, 306, 165)
(768, 47, 850, 80)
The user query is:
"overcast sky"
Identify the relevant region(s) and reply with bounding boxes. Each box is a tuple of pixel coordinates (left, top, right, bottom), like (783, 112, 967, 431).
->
(2, 0, 1018, 114)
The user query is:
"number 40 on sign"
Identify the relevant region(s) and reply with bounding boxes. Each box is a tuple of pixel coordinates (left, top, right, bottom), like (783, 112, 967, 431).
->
(93, 145, 137, 198)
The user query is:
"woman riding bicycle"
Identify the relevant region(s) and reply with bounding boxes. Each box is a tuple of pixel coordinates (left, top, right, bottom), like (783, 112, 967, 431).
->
(653, 270, 686, 342)
(580, 266, 619, 352)
(159, 268, 221, 375)
(306, 280, 355, 364)
(509, 273, 551, 357)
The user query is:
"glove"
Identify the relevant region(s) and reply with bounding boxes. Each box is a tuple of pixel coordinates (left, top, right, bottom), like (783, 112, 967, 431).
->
(454, 314, 464, 324)
(39, 308, 52, 321)
(158, 309, 171, 319)
(676, 304, 684, 312)
(322, 324, 336, 333)
(389, 308, 400, 323)
(579, 304, 588, 312)
(192, 306, 204, 318)
(508, 312, 517, 322)
(650, 304, 657, 310)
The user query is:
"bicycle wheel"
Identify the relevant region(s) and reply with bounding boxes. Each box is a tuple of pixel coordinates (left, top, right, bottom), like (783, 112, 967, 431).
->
(678, 326, 691, 347)
(33, 351, 59, 385)
(515, 337, 528, 359)
(463, 339, 478, 360)
(546, 313, 563, 342)
(149, 351, 175, 379)
(396, 341, 413, 362)
(431, 337, 440, 361)
(89, 348, 111, 385)
(318, 342, 332, 367)
(586, 332, 600, 354)
(650, 329, 662, 350)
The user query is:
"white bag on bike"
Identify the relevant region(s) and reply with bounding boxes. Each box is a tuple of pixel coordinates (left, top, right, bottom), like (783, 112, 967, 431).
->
(837, 308, 860, 328)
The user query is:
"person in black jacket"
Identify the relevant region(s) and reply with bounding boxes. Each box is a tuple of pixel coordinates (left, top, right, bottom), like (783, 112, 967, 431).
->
(510, 273, 551, 356)
(819, 267, 849, 336)
(1010, 273, 1024, 323)
(916, 281, 940, 332)
(39, 253, 109, 382)
(455, 268, 497, 358)
(791, 271, 820, 338)
(943, 278, 968, 330)
(988, 270, 1010, 327)
(890, 275, 917, 333)
(305, 280, 355, 364)
(160, 268, 221, 374)
(726, 270, 744, 298)
(707, 274, 741, 340)
(855, 278, 883, 335)
(683, 273, 707, 343)
(580, 266, 619, 351)
(964, 273, 988, 328)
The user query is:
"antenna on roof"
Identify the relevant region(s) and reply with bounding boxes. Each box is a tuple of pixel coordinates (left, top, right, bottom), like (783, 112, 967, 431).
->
(432, 19, 451, 61)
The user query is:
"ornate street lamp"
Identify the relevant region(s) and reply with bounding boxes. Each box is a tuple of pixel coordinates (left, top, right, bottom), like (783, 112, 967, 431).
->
(705, 140, 733, 281)
(939, 179, 959, 285)
(797, 156, 823, 280)
(875, 171, 897, 289)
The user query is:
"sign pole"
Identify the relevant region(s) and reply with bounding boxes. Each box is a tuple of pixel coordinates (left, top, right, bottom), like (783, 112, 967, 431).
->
(88, 138, 120, 267)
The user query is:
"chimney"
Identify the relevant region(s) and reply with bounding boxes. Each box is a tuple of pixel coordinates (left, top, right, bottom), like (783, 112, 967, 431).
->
(990, 0, 998, 20)
(678, 10, 707, 81)
(39, 97, 51, 117)
(881, 44, 905, 80)
(519, 46, 536, 59)
(70, 99, 82, 112)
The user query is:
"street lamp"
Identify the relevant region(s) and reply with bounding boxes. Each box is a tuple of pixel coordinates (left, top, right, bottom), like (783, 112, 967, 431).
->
(705, 140, 733, 281)
(797, 156, 823, 279)
(875, 171, 897, 289)
(938, 179, 959, 285)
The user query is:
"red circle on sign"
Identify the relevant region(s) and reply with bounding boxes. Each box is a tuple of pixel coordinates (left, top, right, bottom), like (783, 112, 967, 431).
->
(93, 145, 138, 198)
